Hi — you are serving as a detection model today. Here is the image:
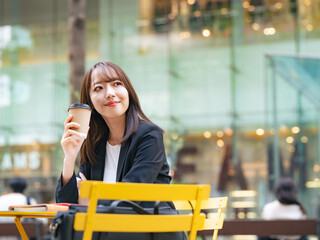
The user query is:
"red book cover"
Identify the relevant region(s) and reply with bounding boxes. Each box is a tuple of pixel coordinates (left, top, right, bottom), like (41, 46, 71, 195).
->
(8, 203, 75, 212)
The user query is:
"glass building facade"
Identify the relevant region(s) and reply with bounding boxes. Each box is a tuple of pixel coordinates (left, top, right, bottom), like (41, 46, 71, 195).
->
(1, 0, 320, 224)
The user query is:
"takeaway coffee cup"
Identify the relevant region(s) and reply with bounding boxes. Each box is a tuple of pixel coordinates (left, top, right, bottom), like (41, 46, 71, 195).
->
(68, 103, 92, 139)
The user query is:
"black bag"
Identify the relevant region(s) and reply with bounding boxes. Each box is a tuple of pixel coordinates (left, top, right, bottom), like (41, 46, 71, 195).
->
(50, 200, 186, 240)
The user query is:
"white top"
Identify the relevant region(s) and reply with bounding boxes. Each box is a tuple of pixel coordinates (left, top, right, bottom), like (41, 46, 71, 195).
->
(262, 200, 306, 220)
(262, 200, 306, 240)
(103, 142, 121, 183)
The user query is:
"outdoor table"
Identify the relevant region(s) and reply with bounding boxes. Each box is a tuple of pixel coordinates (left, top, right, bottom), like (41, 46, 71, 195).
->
(0, 211, 56, 240)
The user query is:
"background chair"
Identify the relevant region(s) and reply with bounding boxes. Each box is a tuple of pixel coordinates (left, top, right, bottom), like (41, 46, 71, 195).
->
(173, 197, 228, 240)
(74, 181, 211, 240)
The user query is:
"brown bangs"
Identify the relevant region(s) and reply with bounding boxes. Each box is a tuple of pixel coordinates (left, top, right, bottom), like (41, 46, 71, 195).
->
(91, 63, 120, 84)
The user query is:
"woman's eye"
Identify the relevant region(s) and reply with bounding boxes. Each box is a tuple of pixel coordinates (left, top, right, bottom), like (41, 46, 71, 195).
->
(94, 86, 102, 91)
(114, 81, 122, 86)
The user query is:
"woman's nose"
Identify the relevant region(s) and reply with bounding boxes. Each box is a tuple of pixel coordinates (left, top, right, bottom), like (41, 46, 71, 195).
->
(105, 86, 115, 99)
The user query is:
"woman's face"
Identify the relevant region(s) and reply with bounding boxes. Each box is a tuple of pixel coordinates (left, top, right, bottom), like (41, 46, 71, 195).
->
(89, 69, 129, 122)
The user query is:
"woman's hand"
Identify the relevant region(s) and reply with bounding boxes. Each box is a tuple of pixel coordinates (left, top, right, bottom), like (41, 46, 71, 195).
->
(76, 172, 87, 190)
(61, 114, 86, 162)
(61, 114, 87, 185)
(77, 172, 89, 205)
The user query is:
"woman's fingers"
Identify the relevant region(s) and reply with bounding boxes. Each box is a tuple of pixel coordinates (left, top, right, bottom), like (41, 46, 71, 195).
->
(77, 173, 87, 195)
(65, 122, 80, 130)
(79, 172, 87, 181)
(61, 135, 79, 145)
(64, 123, 80, 135)
(76, 177, 82, 190)
(77, 177, 89, 205)
(64, 114, 73, 127)
(61, 136, 78, 147)
(63, 115, 81, 134)
(63, 129, 83, 140)
(76, 177, 81, 183)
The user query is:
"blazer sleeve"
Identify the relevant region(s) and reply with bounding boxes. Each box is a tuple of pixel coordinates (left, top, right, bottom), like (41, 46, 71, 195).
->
(55, 163, 91, 203)
(55, 172, 79, 203)
(121, 124, 170, 183)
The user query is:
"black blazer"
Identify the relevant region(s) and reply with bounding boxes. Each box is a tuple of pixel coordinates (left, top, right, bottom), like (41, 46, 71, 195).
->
(55, 121, 172, 207)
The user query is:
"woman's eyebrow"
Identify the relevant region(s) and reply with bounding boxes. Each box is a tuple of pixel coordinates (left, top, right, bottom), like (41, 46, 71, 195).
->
(105, 78, 121, 84)
(93, 78, 119, 85)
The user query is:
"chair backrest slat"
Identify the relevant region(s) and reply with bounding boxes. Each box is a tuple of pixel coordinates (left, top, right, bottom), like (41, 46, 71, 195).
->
(173, 197, 228, 210)
(75, 213, 207, 232)
(79, 181, 210, 201)
(203, 218, 224, 230)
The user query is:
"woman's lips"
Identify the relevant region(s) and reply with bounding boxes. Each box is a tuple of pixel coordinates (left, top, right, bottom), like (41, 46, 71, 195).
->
(106, 101, 120, 107)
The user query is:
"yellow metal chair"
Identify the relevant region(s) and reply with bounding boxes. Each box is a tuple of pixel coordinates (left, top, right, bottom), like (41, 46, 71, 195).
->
(73, 181, 211, 240)
(173, 197, 228, 240)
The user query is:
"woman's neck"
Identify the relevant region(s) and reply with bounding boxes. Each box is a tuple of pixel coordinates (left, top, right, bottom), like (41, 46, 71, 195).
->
(105, 117, 126, 145)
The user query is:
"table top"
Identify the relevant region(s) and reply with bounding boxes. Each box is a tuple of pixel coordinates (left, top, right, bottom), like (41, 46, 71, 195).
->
(0, 211, 57, 218)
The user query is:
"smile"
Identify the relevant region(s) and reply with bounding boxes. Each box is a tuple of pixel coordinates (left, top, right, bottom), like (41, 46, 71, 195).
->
(106, 101, 120, 107)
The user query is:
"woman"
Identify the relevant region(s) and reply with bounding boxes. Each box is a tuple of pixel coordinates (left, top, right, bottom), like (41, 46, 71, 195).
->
(55, 61, 172, 207)
(261, 177, 307, 240)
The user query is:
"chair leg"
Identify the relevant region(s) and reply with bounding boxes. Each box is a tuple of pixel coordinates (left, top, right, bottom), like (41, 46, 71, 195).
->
(212, 230, 218, 240)
(14, 217, 29, 240)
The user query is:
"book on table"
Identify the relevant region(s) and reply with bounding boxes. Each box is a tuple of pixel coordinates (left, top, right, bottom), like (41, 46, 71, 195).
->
(8, 203, 75, 212)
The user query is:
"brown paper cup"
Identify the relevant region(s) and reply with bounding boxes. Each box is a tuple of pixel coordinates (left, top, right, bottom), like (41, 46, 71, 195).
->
(68, 103, 92, 138)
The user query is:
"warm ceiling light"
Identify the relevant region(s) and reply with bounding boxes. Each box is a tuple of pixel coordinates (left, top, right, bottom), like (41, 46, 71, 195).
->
(301, 136, 308, 143)
(225, 128, 233, 136)
(256, 128, 265, 136)
(203, 131, 212, 139)
(242, 1, 250, 8)
(202, 29, 211, 37)
(286, 136, 294, 144)
(291, 126, 300, 134)
(217, 131, 224, 138)
(187, 0, 196, 5)
(264, 27, 276, 35)
(217, 139, 224, 148)
(252, 23, 260, 31)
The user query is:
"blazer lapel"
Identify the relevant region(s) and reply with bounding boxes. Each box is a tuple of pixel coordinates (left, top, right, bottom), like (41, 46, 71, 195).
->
(91, 134, 108, 181)
(116, 140, 130, 182)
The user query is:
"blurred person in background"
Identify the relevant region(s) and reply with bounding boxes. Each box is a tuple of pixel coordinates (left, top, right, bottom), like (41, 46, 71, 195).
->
(0, 177, 40, 240)
(260, 177, 307, 240)
(0, 177, 37, 219)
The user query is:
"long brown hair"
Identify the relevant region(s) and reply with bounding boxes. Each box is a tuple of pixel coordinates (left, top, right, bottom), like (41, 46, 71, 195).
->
(79, 61, 152, 165)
